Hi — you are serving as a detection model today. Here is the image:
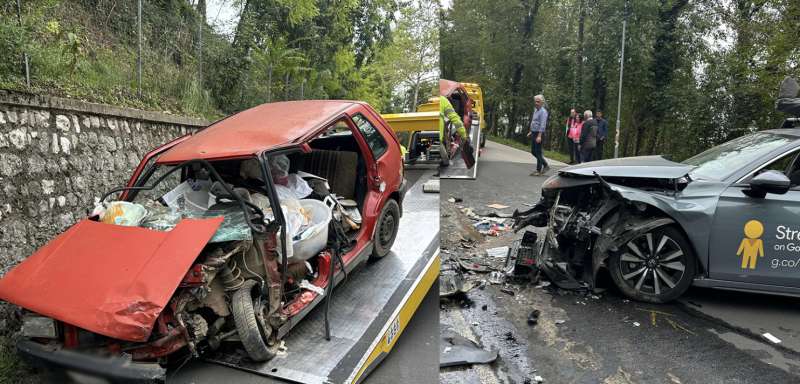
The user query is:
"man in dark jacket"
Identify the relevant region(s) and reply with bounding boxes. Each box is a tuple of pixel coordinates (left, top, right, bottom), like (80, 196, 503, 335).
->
(579, 110, 597, 163)
(594, 110, 608, 160)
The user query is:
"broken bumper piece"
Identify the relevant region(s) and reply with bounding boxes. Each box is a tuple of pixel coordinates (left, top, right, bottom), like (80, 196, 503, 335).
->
(440, 329, 498, 368)
(17, 340, 166, 384)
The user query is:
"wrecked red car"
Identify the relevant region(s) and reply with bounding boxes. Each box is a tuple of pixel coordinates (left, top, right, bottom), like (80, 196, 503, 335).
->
(0, 100, 406, 382)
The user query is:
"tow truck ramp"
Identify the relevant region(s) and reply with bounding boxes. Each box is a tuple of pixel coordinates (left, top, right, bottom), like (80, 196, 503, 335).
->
(206, 170, 440, 384)
(437, 122, 481, 180)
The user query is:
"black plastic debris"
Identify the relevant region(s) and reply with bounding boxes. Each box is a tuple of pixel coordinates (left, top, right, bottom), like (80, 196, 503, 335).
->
(505, 230, 539, 277)
(440, 328, 499, 367)
(527, 309, 540, 326)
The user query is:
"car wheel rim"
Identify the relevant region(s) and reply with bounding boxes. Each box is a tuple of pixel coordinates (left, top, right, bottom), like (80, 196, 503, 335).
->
(379, 212, 396, 247)
(618, 232, 686, 296)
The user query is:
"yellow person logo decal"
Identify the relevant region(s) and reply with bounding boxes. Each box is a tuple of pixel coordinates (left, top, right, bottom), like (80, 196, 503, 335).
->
(737, 220, 764, 270)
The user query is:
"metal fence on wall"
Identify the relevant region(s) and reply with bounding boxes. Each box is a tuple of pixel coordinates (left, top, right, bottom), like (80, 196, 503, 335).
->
(7, 0, 211, 106)
(5, 0, 358, 114)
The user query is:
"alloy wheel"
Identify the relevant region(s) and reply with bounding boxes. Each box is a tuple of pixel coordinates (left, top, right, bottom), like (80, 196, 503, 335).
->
(618, 232, 686, 296)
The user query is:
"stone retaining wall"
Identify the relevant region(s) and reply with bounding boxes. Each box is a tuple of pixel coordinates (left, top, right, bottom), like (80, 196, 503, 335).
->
(0, 90, 209, 278)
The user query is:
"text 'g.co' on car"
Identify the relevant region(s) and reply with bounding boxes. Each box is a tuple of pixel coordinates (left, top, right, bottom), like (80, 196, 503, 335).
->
(513, 121, 800, 303)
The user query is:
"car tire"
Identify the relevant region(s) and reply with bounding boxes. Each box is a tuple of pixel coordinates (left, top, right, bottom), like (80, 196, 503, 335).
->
(232, 279, 275, 362)
(608, 225, 696, 303)
(371, 199, 400, 259)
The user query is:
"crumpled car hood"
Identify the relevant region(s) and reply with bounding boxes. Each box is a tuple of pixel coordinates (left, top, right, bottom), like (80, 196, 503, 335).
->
(560, 155, 693, 179)
(0, 218, 222, 342)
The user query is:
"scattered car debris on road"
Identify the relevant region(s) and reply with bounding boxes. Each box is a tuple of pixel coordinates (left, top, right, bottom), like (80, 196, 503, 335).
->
(422, 179, 440, 193)
(486, 246, 510, 259)
(527, 310, 540, 326)
(487, 203, 510, 210)
(488, 271, 506, 285)
(763, 332, 782, 344)
(440, 328, 499, 367)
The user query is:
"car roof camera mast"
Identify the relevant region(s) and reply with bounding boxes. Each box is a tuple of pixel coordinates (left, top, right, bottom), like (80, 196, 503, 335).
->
(777, 77, 800, 128)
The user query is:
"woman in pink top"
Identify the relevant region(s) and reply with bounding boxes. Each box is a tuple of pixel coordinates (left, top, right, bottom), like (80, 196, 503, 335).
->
(568, 115, 583, 163)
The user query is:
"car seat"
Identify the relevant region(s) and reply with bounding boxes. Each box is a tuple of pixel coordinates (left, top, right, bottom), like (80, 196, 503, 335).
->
(296, 150, 359, 199)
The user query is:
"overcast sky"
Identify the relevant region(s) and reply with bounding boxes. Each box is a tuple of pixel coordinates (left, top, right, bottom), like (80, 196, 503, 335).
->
(206, 0, 240, 37)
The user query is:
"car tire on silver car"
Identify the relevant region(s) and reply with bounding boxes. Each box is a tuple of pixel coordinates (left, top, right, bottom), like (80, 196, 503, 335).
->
(609, 225, 696, 303)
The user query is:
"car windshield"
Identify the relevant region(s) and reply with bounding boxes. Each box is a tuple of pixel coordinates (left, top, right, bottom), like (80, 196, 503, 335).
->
(682, 132, 792, 180)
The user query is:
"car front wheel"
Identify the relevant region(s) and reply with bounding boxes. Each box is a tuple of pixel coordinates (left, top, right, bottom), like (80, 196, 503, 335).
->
(232, 280, 275, 361)
(608, 225, 696, 303)
(371, 199, 400, 259)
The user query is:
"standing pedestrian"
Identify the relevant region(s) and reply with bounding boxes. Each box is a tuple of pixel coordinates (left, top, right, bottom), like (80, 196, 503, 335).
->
(568, 114, 583, 163)
(527, 94, 550, 176)
(594, 110, 608, 160)
(565, 109, 579, 164)
(579, 110, 597, 163)
(565, 109, 578, 163)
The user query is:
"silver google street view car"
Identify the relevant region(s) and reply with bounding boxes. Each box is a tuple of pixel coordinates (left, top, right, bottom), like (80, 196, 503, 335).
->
(512, 77, 800, 303)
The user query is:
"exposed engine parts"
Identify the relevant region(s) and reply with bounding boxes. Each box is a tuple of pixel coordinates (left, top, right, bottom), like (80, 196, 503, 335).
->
(512, 175, 678, 292)
(221, 259, 246, 292)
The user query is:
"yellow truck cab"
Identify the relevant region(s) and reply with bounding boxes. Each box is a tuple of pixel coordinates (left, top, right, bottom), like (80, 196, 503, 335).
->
(381, 82, 485, 166)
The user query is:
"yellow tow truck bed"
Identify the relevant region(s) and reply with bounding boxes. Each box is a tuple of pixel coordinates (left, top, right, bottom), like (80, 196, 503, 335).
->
(380, 112, 438, 134)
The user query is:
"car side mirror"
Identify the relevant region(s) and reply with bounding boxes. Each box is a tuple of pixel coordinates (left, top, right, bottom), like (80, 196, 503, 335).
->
(744, 170, 791, 198)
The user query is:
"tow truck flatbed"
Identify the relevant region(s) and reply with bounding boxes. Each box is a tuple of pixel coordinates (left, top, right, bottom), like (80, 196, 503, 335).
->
(381, 113, 481, 180)
(437, 122, 480, 179)
(191, 169, 439, 384)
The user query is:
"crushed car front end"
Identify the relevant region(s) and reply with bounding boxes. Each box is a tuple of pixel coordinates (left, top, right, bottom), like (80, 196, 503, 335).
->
(512, 156, 722, 302)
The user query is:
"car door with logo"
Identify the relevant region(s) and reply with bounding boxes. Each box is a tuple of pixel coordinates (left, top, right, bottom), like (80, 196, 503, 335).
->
(708, 149, 800, 288)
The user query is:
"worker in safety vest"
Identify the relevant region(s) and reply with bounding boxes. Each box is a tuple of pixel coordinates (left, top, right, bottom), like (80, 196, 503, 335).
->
(439, 95, 469, 166)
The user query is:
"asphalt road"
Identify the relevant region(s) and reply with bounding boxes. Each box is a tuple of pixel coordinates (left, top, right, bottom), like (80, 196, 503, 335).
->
(440, 140, 800, 384)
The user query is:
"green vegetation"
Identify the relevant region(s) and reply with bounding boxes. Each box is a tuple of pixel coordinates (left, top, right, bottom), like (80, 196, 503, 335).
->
(442, 0, 800, 160)
(0, 335, 37, 384)
(1, 0, 436, 119)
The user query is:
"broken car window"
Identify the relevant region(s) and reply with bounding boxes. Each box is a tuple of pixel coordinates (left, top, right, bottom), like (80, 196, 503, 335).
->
(352, 113, 388, 159)
(323, 120, 353, 137)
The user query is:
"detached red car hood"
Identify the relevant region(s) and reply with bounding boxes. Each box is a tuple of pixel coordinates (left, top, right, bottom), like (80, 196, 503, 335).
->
(0, 218, 222, 342)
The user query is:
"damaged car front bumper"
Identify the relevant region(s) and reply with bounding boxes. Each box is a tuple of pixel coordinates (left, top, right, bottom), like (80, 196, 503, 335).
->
(512, 174, 678, 291)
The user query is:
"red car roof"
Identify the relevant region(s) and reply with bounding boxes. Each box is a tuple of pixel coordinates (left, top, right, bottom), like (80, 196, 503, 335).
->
(157, 100, 355, 163)
(440, 79, 464, 97)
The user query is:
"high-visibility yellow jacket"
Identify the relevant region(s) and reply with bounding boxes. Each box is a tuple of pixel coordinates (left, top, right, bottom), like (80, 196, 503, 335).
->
(439, 96, 467, 141)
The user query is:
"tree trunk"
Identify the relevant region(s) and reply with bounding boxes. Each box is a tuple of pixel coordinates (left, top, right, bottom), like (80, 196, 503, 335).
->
(300, 78, 305, 100)
(592, 62, 606, 112)
(574, 0, 586, 107)
(197, 0, 205, 82)
(267, 65, 273, 102)
(232, 0, 251, 50)
(412, 80, 420, 110)
(505, 0, 540, 138)
(638, 0, 689, 154)
(285, 72, 290, 100)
